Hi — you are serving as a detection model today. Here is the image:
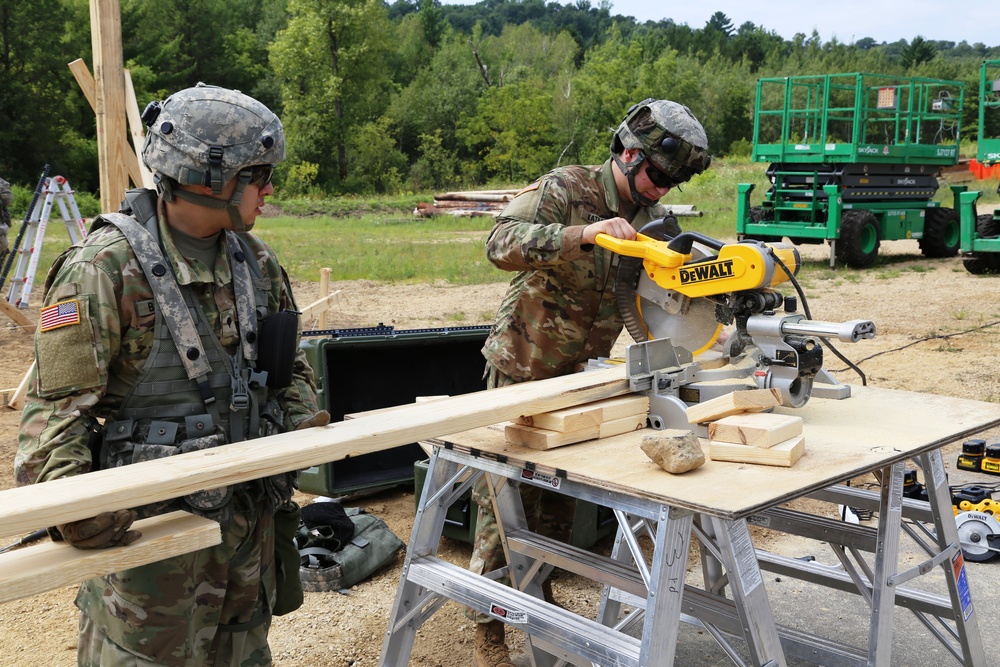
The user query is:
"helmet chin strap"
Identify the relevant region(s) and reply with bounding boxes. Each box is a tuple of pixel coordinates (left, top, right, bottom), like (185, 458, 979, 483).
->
(612, 150, 658, 208)
(163, 171, 253, 233)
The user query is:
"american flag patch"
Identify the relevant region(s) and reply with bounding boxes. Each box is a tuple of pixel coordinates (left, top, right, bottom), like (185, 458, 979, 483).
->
(39, 299, 81, 332)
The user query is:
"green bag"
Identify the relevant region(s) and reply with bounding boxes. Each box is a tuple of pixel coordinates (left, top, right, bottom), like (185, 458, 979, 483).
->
(272, 500, 304, 615)
(299, 506, 406, 593)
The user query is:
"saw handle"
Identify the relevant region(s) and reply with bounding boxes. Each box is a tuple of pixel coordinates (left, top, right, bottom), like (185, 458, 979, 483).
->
(666, 231, 725, 254)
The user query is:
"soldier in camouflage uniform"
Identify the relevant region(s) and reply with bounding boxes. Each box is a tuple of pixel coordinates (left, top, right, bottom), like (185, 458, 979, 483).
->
(469, 99, 712, 667)
(0, 176, 12, 270)
(15, 84, 329, 667)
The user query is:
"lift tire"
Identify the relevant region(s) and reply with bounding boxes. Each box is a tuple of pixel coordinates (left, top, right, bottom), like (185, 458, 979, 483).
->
(836, 210, 880, 268)
(962, 215, 1000, 275)
(919, 207, 961, 258)
(749, 206, 773, 222)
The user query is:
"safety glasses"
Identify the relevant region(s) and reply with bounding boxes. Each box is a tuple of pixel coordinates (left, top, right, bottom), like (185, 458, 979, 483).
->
(644, 162, 679, 189)
(247, 164, 275, 189)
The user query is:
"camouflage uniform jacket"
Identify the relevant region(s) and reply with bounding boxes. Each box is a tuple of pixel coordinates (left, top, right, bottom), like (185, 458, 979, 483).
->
(482, 158, 679, 381)
(15, 195, 321, 487)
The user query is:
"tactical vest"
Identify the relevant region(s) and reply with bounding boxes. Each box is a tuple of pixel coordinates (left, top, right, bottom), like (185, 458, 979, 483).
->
(93, 189, 293, 519)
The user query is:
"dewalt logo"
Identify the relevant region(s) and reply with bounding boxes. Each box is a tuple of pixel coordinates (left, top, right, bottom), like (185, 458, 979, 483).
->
(679, 260, 735, 284)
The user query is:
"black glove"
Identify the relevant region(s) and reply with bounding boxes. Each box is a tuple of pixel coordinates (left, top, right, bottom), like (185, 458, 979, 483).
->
(58, 509, 141, 549)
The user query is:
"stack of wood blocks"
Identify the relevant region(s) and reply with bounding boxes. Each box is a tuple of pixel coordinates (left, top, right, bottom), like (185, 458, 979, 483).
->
(687, 388, 805, 467)
(505, 395, 649, 450)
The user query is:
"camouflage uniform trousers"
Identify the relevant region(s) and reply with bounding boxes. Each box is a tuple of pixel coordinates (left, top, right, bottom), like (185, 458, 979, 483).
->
(76, 496, 277, 667)
(466, 364, 577, 624)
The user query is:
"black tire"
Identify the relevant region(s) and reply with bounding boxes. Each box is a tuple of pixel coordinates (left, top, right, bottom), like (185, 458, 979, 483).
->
(962, 214, 1000, 275)
(749, 206, 773, 223)
(836, 210, 880, 268)
(919, 207, 961, 258)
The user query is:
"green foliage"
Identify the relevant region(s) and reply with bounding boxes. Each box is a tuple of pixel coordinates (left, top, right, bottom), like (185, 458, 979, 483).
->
(6, 1, 1000, 202)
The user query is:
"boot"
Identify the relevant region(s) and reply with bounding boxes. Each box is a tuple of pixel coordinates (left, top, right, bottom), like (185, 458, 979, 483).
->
(473, 619, 515, 667)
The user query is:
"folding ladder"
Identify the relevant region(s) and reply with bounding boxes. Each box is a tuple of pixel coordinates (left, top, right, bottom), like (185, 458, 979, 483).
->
(5, 175, 87, 308)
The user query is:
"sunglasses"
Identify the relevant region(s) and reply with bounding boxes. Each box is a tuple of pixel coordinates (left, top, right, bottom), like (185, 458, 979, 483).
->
(247, 164, 275, 189)
(644, 162, 679, 189)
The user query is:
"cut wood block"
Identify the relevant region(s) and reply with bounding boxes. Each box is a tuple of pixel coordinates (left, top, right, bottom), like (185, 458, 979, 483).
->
(517, 395, 649, 433)
(686, 388, 782, 424)
(708, 413, 803, 449)
(0, 511, 220, 605)
(505, 413, 647, 450)
(709, 434, 805, 467)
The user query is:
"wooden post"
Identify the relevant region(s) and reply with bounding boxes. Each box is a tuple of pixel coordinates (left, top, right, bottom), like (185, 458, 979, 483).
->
(89, 0, 129, 213)
(318, 267, 331, 329)
(68, 59, 145, 190)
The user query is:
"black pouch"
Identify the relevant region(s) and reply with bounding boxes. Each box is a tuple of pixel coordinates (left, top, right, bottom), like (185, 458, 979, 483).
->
(272, 500, 304, 616)
(256, 309, 299, 388)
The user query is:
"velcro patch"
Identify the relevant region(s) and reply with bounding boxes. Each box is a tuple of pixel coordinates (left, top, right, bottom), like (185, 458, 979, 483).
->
(39, 299, 81, 332)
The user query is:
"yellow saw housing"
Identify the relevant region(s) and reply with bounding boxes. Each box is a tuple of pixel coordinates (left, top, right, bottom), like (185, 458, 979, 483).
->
(597, 233, 800, 298)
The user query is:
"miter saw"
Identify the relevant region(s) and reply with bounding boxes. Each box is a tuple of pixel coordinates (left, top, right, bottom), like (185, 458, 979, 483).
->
(593, 223, 877, 432)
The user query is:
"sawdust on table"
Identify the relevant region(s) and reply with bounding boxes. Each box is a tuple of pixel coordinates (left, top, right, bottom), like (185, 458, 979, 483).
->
(3, 236, 1000, 666)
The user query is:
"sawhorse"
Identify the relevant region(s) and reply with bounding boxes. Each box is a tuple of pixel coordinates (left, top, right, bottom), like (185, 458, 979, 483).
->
(379, 384, 995, 666)
(381, 446, 785, 666)
(6, 175, 87, 308)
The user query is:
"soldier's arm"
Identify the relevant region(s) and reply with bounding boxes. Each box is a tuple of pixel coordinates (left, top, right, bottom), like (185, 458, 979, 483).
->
(486, 176, 599, 271)
(15, 260, 121, 485)
(274, 265, 323, 431)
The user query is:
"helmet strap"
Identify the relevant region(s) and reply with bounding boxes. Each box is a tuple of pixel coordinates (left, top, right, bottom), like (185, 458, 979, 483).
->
(168, 170, 254, 233)
(612, 149, 657, 208)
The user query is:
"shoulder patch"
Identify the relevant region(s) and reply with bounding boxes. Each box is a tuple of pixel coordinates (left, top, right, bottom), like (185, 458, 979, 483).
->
(39, 299, 81, 332)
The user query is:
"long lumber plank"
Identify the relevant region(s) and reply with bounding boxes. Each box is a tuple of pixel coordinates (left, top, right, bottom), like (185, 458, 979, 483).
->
(0, 511, 220, 604)
(0, 366, 628, 540)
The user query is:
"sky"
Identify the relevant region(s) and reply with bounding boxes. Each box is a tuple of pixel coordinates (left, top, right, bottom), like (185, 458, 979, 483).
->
(439, 1, 1000, 47)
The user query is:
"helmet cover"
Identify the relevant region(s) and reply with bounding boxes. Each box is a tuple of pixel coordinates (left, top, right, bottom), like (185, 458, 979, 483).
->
(614, 98, 711, 184)
(142, 83, 285, 194)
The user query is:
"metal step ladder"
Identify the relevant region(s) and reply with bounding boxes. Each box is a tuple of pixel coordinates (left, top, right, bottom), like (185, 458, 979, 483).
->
(5, 175, 87, 309)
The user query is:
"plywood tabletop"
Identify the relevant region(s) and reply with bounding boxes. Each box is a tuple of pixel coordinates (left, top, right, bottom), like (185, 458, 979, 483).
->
(435, 385, 1000, 519)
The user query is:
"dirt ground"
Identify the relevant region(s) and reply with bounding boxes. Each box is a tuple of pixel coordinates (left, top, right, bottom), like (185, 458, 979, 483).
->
(3, 233, 1000, 666)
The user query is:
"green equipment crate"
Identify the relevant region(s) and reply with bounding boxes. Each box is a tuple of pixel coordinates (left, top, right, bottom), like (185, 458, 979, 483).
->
(297, 325, 490, 496)
(413, 458, 617, 548)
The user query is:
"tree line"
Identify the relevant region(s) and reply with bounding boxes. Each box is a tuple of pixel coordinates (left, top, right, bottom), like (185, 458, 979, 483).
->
(1, 0, 997, 199)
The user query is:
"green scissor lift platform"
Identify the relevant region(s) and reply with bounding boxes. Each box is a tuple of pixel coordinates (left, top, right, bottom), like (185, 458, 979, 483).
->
(959, 59, 1000, 274)
(736, 72, 966, 268)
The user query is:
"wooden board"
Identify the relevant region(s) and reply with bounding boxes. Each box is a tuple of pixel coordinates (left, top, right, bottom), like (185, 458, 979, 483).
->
(709, 435, 805, 467)
(708, 413, 803, 448)
(0, 511, 220, 604)
(434, 385, 1000, 520)
(505, 413, 647, 450)
(517, 395, 649, 432)
(0, 298, 33, 328)
(0, 365, 630, 540)
(686, 388, 781, 424)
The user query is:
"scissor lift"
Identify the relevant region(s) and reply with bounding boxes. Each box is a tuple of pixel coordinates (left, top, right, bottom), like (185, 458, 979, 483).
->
(736, 73, 966, 269)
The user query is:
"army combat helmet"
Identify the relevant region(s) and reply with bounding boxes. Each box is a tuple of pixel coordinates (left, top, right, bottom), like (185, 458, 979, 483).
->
(140, 83, 285, 232)
(611, 98, 711, 207)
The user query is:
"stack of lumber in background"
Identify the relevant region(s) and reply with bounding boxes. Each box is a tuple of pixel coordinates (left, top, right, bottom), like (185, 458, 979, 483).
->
(505, 395, 649, 450)
(414, 189, 519, 218)
(414, 189, 705, 219)
(687, 389, 805, 467)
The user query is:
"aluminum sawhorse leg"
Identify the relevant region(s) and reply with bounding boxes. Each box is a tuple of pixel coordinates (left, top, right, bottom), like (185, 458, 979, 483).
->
(598, 510, 786, 667)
